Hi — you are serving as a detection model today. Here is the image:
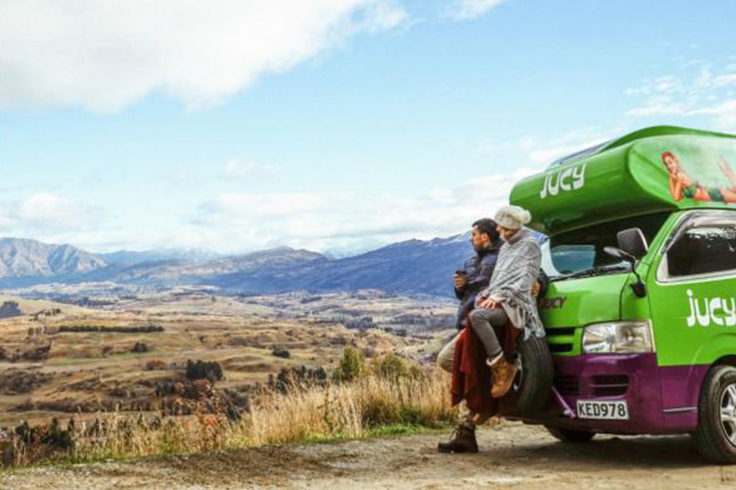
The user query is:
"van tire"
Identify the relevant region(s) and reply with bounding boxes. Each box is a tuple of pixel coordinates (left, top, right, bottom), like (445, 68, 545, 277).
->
(513, 334, 554, 412)
(693, 365, 736, 464)
(545, 426, 596, 443)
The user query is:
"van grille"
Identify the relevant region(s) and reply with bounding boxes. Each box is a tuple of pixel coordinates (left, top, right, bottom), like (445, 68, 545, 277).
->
(554, 375, 579, 396)
(591, 374, 629, 396)
(545, 327, 577, 355)
(549, 343, 573, 353)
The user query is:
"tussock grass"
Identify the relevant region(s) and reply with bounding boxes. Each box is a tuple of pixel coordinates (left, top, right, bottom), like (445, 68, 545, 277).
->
(246, 367, 454, 447)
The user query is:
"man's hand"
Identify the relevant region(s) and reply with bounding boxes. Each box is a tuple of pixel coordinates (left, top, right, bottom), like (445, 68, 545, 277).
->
(531, 280, 541, 297)
(455, 273, 468, 290)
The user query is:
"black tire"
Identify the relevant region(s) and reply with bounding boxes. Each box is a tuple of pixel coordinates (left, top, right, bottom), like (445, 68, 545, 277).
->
(512, 334, 554, 412)
(693, 365, 736, 464)
(545, 426, 596, 443)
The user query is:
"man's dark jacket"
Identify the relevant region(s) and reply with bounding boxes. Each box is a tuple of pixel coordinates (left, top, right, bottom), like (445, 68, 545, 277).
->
(455, 242, 549, 330)
(454, 242, 501, 330)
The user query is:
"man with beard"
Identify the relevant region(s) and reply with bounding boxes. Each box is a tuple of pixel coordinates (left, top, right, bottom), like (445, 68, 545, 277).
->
(437, 216, 545, 453)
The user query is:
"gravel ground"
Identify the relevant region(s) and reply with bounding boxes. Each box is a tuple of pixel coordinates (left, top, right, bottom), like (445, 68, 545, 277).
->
(2, 422, 736, 489)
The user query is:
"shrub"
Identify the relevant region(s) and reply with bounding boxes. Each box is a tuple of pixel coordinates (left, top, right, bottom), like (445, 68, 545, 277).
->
(372, 354, 425, 383)
(21, 344, 51, 362)
(185, 360, 224, 382)
(57, 324, 164, 334)
(332, 346, 365, 383)
(14, 418, 74, 451)
(0, 370, 53, 395)
(0, 301, 22, 319)
(343, 316, 376, 330)
(375, 354, 409, 381)
(132, 342, 149, 353)
(361, 396, 400, 427)
(271, 348, 291, 359)
(144, 359, 166, 370)
(268, 366, 327, 394)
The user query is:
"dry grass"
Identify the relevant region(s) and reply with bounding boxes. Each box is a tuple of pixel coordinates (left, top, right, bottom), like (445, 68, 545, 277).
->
(5, 367, 457, 468)
(246, 367, 454, 446)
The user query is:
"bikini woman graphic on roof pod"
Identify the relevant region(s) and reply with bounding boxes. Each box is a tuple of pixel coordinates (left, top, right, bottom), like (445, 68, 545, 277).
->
(662, 151, 736, 203)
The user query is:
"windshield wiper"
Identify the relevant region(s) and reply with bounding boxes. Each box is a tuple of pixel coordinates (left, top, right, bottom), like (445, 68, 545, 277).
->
(550, 264, 630, 282)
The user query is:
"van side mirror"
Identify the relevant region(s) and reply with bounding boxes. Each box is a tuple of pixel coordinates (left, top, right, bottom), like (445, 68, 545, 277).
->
(602, 246, 636, 264)
(616, 228, 648, 259)
(603, 243, 647, 298)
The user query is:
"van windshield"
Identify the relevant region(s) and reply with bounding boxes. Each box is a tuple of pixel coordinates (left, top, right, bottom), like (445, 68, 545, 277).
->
(541, 212, 671, 280)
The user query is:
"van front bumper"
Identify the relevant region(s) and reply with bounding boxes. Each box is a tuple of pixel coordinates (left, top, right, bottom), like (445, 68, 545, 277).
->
(529, 353, 706, 435)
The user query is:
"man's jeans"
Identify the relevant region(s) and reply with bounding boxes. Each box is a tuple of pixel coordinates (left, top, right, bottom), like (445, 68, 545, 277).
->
(437, 332, 460, 373)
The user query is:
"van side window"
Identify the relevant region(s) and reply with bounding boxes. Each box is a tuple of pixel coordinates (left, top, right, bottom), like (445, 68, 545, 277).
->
(667, 225, 736, 277)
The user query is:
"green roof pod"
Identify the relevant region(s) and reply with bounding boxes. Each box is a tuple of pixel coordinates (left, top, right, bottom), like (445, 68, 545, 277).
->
(510, 126, 736, 235)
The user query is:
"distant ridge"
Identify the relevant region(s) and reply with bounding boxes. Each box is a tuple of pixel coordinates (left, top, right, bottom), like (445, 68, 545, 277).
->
(97, 247, 221, 266)
(0, 235, 475, 297)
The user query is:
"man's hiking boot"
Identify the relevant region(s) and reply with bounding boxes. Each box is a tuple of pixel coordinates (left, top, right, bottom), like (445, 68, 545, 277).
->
(490, 355, 517, 399)
(437, 423, 478, 453)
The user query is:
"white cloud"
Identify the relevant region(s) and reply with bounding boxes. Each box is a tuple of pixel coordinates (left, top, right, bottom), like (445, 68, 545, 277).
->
(478, 128, 610, 167)
(358, 0, 409, 31)
(195, 192, 332, 224)
(624, 75, 685, 97)
(0, 153, 557, 255)
(446, 0, 509, 21)
(0, 192, 105, 248)
(625, 62, 736, 129)
(16, 193, 101, 230)
(626, 95, 690, 117)
(183, 168, 531, 254)
(0, 0, 409, 113)
(222, 159, 279, 182)
(692, 100, 736, 133)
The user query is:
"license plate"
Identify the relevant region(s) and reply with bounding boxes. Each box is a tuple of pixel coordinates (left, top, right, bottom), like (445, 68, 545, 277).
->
(576, 400, 629, 420)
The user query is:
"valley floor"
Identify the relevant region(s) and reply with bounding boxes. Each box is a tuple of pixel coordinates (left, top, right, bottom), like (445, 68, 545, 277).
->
(2, 421, 734, 490)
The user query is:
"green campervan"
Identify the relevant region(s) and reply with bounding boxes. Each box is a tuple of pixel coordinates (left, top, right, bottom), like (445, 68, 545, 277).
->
(509, 126, 736, 463)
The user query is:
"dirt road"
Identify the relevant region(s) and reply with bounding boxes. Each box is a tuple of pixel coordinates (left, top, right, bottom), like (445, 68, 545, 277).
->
(2, 422, 735, 489)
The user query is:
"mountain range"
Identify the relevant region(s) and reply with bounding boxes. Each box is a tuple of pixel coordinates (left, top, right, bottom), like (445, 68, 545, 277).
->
(0, 238, 106, 280)
(0, 235, 475, 297)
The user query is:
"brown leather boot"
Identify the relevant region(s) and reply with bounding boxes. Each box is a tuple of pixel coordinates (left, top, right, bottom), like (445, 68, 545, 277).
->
(437, 423, 478, 453)
(490, 355, 517, 399)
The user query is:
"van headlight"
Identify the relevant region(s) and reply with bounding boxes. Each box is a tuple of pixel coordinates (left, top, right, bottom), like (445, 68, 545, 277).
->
(582, 321, 655, 354)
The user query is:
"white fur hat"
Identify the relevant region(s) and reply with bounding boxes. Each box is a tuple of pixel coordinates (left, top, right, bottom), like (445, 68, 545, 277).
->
(494, 205, 531, 230)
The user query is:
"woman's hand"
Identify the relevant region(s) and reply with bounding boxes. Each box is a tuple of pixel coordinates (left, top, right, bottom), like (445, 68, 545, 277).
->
(478, 297, 497, 309)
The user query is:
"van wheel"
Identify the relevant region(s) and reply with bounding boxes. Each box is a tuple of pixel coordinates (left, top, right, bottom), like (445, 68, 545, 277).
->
(512, 334, 554, 412)
(693, 365, 736, 464)
(545, 426, 596, 443)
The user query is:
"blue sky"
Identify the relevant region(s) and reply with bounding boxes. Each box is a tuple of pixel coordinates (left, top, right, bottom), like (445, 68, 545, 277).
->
(2, 0, 736, 255)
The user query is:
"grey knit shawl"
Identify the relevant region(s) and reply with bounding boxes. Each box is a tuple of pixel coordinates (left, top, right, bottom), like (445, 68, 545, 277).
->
(483, 228, 545, 338)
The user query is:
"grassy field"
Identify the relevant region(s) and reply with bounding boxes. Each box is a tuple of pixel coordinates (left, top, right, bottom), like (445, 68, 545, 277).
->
(0, 290, 455, 429)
